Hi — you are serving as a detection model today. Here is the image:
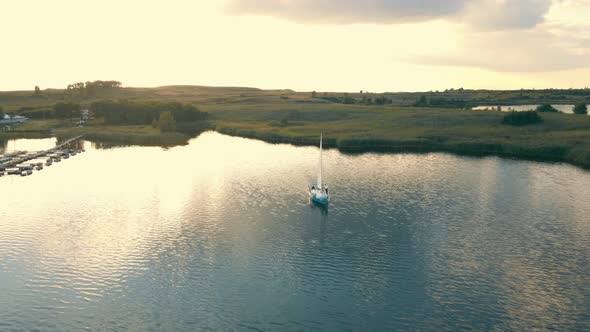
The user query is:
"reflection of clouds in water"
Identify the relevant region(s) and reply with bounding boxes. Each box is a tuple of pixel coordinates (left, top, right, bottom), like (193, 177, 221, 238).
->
(0, 132, 589, 330)
(425, 158, 590, 330)
(498, 163, 589, 330)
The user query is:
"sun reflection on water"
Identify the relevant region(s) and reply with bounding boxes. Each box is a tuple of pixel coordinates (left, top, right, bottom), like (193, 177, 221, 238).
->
(0, 132, 589, 331)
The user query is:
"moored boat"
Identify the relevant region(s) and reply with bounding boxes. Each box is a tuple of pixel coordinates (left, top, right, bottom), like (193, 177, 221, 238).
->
(7, 168, 20, 175)
(16, 164, 33, 171)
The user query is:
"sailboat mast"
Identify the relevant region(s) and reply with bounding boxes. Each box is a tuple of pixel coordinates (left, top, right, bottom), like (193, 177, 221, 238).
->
(317, 134, 323, 187)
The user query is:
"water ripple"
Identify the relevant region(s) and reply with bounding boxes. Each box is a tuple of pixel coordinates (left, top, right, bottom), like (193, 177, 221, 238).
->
(0, 133, 589, 331)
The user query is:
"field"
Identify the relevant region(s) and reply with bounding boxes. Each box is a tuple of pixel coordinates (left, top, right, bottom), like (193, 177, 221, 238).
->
(1, 85, 590, 168)
(207, 102, 590, 167)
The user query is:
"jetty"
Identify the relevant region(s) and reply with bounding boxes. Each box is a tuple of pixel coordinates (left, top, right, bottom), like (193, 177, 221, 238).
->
(0, 136, 84, 176)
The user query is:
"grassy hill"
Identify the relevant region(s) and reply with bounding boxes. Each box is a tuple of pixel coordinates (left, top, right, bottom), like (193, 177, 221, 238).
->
(1, 85, 589, 168)
(3, 85, 590, 111)
(0, 85, 295, 111)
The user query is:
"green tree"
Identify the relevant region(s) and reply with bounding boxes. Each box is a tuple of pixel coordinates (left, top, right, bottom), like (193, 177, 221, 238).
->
(158, 111, 176, 132)
(53, 102, 80, 119)
(536, 104, 559, 113)
(414, 95, 428, 107)
(502, 111, 543, 126)
(34, 85, 41, 97)
(343, 93, 354, 104)
(311, 91, 317, 98)
(573, 103, 588, 115)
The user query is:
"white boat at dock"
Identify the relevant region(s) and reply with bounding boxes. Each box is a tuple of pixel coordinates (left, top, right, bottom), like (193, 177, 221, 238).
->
(16, 164, 34, 171)
(7, 168, 20, 175)
(20, 169, 32, 176)
(0, 135, 84, 176)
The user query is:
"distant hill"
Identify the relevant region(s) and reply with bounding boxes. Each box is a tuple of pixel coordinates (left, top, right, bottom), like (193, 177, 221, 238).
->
(0, 85, 297, 111)
(1, 84, 589, 112)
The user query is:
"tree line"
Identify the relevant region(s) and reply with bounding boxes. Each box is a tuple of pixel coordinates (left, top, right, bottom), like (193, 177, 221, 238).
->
(90, 100, 208, 126)
(413, 95, 467, 108)
(67, 80, 121, 91)
(66, 80, 122, 98)
(13, 102, 80, 120)
(14, 100, 209, 132)
(315, 92, 393, 105)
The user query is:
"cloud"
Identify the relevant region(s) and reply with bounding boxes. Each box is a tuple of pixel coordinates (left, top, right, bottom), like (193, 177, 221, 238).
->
(227, 0, 466, 24)
(407, 27, 590, 72)
(462, 0, 554, 30)
(227, 0, 556, 29)
(404, 1, 590, 72)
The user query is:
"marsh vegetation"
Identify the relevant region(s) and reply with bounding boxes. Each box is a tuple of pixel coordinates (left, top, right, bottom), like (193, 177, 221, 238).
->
(1, 84, 589, 167)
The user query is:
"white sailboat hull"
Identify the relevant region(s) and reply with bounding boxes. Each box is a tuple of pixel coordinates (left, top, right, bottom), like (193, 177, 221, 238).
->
(310, 134, 329, 205)
(309, 187, 329, 205)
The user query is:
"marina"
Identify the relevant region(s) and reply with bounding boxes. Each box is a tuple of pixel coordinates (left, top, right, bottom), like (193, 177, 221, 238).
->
(0, 136, 84, 176)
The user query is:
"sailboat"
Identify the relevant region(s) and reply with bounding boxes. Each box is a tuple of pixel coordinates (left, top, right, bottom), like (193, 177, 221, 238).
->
(309, 134, 329, 205)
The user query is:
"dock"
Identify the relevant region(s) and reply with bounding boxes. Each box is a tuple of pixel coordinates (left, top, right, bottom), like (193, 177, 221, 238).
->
(0, 136, 84, 176)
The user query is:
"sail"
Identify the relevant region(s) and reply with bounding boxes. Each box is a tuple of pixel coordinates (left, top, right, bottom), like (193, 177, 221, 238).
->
(317, 134, 323, 187)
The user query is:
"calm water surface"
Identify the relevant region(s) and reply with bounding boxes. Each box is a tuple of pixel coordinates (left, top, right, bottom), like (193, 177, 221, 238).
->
(473, 104, 585, 114)
(1, 132, 589, 331)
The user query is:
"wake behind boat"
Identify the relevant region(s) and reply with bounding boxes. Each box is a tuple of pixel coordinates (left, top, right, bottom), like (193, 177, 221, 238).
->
(309, 134, 329, 205)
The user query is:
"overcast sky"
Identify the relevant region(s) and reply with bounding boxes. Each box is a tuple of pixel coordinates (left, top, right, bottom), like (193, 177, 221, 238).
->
(1, 0, 589, 91)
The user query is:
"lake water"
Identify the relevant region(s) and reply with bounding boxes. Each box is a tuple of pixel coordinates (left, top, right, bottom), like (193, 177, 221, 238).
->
(473, 104, 580, 114)
(1, 132, 589, 331)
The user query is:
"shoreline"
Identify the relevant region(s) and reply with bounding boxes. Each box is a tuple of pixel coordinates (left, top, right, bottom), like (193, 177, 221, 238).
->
(215, 128, 590, 170)
(2, 125, 589, 170)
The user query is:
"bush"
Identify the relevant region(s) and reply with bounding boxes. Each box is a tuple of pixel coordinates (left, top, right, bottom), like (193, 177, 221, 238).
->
(573, 103, 588, 115)
(19, 108, 54, 119)
(414, 95, 428, 107)
(158, 111, 176, 132)
(536, 104, 559, 113)
(502, 111, 543, 126)
(54, 102, 81, 118)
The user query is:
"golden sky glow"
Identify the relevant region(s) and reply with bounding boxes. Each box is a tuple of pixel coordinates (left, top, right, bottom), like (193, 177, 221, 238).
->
(1, 0, 589, 92)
